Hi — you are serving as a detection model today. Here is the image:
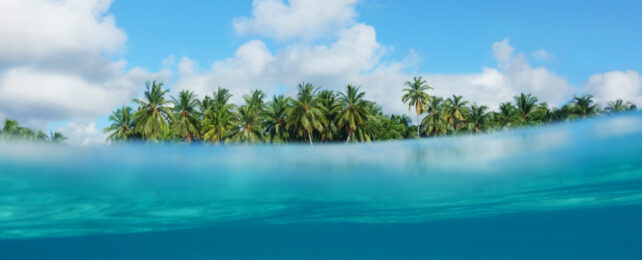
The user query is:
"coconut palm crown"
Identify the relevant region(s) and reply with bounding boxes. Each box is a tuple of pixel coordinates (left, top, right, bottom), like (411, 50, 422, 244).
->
(132, 81, 172, 141)
(336, 84, 372, 143)
(104, 106, 136, 142)
(171, 90, 201, 143)
(285, 82, 327, 145)
(402, 76, 433, 136)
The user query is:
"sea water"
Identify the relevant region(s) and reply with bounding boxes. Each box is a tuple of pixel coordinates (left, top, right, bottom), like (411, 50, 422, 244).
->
(1, 112, 642, 259)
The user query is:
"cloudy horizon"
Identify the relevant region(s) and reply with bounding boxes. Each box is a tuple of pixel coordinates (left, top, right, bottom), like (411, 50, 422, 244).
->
(1, 0, 640, 145)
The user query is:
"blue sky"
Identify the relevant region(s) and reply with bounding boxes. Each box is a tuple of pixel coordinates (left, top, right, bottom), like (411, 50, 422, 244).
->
(1, 0, 641, 145)
(110, 0, 642, 85)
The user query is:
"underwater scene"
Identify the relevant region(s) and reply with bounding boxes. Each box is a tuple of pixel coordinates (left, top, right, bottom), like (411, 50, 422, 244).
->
(1, 112, 642, 259)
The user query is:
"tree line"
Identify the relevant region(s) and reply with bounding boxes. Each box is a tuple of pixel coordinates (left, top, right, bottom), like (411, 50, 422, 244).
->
(102, 77, 637, 145)
(0, 118, 67, 144)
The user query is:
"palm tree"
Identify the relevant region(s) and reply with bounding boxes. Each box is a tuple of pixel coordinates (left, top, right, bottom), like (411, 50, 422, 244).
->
(1, 118, 19, 136)
(533, 102, 555, 123)
(243, 89, 267, 113)
(553, 104, 578, 121)
(571, 95, 599, 118)
(514, 93, 538, 122)
(200, 95, 214, 114)
(286, 82, 327, 145)
(202, 87, 235, 144)
(466, 104, 490, 134)
(317, 90, 340, 142)
(22, 128, 45, 142)
(49, 131, 68, 144)
(605, 99, 637, 113)
(32, 130, 49, 142)
(265, 95, 291, 143)
(171, 90, 201, 143)
(132, 81, 172, 140)
(336, 84, 372, 143)
(104, 106, 136, 142)
(230, 105, 264, 144)
(0, 119, 56, 143)
(444, 95, 469, 132)
(421, 97, 448, 137)
(493, 102, 520, 129)
(402, 76, 433, 136)
(16, 127, 33, 140)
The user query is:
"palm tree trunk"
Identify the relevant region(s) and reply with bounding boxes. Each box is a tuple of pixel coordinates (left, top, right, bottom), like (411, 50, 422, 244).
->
(307, 130, 313, 146)
(416, 113, 420, 137)
(346, 134, 351, 144)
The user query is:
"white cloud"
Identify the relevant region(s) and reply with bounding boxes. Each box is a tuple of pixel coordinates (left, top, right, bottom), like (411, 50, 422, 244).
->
(530, 49, 554, 61)
(0, 0, 169, 127)
(174, 23, 384, 104)
(492, 38, 515, 66)
(0, 68, 127, 120)
(174, 34, 572, 117)
(233, 0, 361, 40)
(0, 0, 126, 65)
(161, 55, 177, 68)
(184, 1, 576, 115)
(0, 65, 170, 122)
(585, 70, 642, 105)
(56, 120, 107, 146)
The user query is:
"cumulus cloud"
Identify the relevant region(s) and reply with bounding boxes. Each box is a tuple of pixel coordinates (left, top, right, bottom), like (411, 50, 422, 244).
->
(183, 0, 576, 114)
(530, 49, 555, 62)
(0, 0, 125, 65)
(0, 67, 170, 121)
(174, 33, 572, 117)
(492, 38, 515, 66)
(585, 70, 642, 105)
(423, 39, 570, 109)
(56, 120, 107, 146)
(233, 0, 361, 40)
(0, 0, 168, 127)
(174, 23, 383, 103)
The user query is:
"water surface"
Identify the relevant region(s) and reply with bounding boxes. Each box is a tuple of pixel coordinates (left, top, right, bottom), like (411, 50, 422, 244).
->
(1, 113, 642, 259)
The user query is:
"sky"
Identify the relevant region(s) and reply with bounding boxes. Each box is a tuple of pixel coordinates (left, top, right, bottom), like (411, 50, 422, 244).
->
(1, 0, 641, 145)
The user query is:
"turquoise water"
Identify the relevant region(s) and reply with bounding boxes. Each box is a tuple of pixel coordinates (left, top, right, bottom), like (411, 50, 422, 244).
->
(1, 112, 642, 259)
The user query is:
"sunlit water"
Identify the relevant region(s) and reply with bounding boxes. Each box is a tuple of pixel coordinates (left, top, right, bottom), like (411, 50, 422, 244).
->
(1, 112, 642, 259)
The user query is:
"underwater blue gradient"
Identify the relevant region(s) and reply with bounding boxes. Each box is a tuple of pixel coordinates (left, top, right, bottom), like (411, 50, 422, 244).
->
(1, 112, 642, 259)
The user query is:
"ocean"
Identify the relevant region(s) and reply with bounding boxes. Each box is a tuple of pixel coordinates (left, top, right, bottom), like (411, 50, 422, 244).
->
(1, 112, 641, 259)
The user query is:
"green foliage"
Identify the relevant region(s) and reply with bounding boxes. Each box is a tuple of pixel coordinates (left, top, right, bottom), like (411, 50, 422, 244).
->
(402, 76, 433, 136)
(104, 106, 136, 142)
(336, 85, 373, 143)
(229, 105, 264, 144)
(421, 97, 448, 137)
(465, 104, 491, 134)
(444, 95, 469, 132)
(317, 90, 340, 142)
(285, 83, 327, 145)
(571, 95, 600, 118)
(515, 93, 539, 122)
(265, 95, 291, 143)
(492, 102, 521, 129)
(605, 99, 637, 113)
(132, 81, 172, 141)
(171, 90, 201, 143)
(1, 118, 67, 144)
(202, 87, 235, 144)
(103, 77, 638, 145)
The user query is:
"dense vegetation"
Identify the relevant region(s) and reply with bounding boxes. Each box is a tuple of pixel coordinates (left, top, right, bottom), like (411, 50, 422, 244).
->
(0, 119, 67, 144)
(102, 77, 637, 145)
